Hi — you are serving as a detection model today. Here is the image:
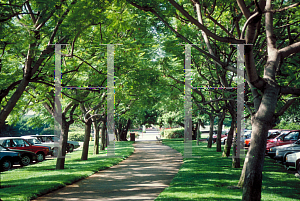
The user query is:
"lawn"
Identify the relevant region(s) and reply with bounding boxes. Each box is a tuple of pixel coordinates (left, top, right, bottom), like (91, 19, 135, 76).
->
(155, 139, 300, 201)
(0, 141, 134, 201)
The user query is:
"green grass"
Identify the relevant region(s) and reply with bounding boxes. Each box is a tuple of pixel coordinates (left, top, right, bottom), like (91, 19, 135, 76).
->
(155, 139, 300, 201)
(0, 141, 134, 201)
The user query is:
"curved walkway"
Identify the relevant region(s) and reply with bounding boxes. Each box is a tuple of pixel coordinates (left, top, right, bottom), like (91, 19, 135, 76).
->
(32, 141, 183, 201)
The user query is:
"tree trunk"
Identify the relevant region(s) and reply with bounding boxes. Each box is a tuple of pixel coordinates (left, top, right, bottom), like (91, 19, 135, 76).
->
(196, 119, 202, 146)
(100, 121, 106, 150)
(93, 119, 100, 155)
(207, 115, 214, 148)
(216, 109, 226, 152)
(222, 119, 235, 157)
(240, 85, 279, 201)
(232, 129, 240, 168)
(56, 115, 69, 170)
(192, 123, 198, 140)
(0, 78, 30, 129)
(81, 119, 92, 160)
(120, 119, 130, 141)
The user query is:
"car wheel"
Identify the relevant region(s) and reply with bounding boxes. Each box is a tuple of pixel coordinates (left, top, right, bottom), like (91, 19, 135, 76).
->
(297, 161, 300, 175)
(1, 159, 12, 171)
(67, 145, 74, 152)
(20, 155, 31, 166)
(36, 152, 45, 162)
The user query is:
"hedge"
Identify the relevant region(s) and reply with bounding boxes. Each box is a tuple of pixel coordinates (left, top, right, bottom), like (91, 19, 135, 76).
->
(161, 128, 184, 139)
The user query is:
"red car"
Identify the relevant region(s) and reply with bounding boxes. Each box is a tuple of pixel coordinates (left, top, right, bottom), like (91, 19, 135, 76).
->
(0, 137, 49, 162)
(267, 130, 290, 143)
(266, 130, 300, 153)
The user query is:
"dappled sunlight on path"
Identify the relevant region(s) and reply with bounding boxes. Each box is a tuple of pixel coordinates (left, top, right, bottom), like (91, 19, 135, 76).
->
(32, 141, 183, 201)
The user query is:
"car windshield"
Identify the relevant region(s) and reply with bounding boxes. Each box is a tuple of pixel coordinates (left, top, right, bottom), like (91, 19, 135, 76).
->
(26, 138, 42, 145)
(284, 132, 299, 141)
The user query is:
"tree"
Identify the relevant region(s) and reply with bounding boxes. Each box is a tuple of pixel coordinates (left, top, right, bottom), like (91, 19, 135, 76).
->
(0, 0, 114, 129)
(128, 1, 300, 200)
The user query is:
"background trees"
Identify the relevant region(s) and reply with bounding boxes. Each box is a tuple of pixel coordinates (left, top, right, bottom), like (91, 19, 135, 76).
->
(1, 0, 300, 200)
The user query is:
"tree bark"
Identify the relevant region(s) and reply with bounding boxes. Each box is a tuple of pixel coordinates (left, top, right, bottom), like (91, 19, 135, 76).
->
(0, 78, 30, 129)
(216, 109, 226, 152)
(81, 119, 92, 160)
(196, 119, 201, 146)
(207, 114, 214, 148)
(56, 115, 69, 170)
(93, 118, 100, 155)
(241, 85, 279, 200)
(100, 120, 106, 150)
(222, 118, 235, 157)
(120, 119, 130, 141)
(232, 129, 240, 168)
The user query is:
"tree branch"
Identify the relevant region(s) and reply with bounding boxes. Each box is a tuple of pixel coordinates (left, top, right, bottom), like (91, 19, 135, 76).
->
(280, 86, 300, 96)
(270, 2, 300, 13)
(48, 0, 77, 45)
(236, 0, 251, 19)
(275, 98, 297, 117)
(168, 0, 245, 44)
(278, 41, 300, 59)
(25, 1, 36, 24)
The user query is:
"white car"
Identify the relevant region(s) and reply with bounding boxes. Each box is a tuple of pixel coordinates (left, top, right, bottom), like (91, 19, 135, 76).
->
(22, 136, 59, 156)
(27, 135, 80, 153)
(285, 151, 300, 174)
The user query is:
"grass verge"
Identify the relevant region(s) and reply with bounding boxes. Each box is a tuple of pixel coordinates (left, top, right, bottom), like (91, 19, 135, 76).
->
(0, 141, 134, 201)
(156, 139, 300, 201)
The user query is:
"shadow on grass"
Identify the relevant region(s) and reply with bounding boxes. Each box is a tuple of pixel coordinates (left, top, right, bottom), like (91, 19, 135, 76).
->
(157, 139, 300, 201)
(0, 141, 134, 201)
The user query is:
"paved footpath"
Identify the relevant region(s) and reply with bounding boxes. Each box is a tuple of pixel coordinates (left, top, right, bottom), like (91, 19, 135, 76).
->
(32, 141, 183, 201)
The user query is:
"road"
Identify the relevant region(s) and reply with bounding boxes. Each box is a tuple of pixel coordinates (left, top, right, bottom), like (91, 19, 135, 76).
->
(135, 129, 161, 141)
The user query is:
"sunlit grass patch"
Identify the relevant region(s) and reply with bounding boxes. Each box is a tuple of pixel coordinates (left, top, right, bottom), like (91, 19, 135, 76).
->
(156, 139, 300, 201)
(0, 141, 134, 201)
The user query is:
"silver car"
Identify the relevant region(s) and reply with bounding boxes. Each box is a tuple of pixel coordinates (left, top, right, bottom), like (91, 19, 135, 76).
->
(285, 151, 300, 174)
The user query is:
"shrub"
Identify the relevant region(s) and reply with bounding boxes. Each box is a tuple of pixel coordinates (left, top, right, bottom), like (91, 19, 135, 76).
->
(163, 128, 184, 139)
(160, 129, 164, 137)
(68, 131, 85, 142)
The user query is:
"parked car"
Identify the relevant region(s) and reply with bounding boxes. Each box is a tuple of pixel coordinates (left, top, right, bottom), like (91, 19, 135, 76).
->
(267, 130, 290, 143)
(0, 144, 37, 166)
(267, 132, 281, 140)
(0, 137, 50, 162)
(28, 135, 80, 152)
(266, 130, 300, 153)
(222, 130, 251, 145)
(0, 145, 21, 171)
(285, 151, 300, 174)
(268, 140, 300, 162)
(22, 136, 58, 156)
(207, 131, 228, 143)
(243, 130, 252, 147)
(245, 130, 287, 147)
(221, 136, 228, 145)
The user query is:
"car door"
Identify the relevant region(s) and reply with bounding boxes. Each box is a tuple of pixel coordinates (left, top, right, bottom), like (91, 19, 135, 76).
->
(9, 139, 31, 151)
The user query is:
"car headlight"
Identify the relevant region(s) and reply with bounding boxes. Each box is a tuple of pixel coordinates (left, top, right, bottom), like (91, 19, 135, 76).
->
(270, 148, 273, 152)
(276, 150, 279, 155)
